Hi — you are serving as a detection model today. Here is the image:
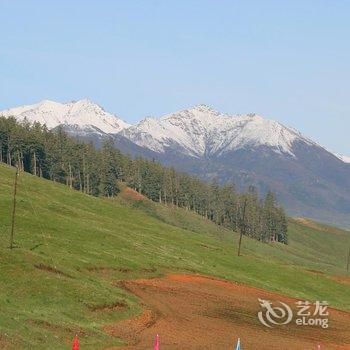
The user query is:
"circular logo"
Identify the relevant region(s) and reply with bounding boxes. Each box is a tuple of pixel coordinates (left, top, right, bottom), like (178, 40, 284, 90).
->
(258, 298, 293, 328)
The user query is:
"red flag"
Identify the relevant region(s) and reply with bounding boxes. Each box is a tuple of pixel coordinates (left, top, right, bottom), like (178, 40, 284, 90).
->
(72, 335, 79, 350)
(153, 334, 160, 350)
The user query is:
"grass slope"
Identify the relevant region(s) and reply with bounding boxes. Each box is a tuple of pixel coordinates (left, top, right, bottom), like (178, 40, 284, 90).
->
(0, 163, 349, 349)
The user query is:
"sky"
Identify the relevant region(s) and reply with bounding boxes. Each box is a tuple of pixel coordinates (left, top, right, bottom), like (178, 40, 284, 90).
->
(0, 1, 349, 155)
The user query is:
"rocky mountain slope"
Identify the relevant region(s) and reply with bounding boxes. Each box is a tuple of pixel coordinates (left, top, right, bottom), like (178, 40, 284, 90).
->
(121, 104, 317, 158)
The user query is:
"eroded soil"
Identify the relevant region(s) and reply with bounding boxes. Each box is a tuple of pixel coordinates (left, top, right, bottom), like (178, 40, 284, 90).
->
(104, 274, 350, 350)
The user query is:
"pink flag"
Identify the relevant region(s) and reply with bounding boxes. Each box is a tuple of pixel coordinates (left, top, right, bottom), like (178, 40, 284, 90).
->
(153, 334, 160, 350)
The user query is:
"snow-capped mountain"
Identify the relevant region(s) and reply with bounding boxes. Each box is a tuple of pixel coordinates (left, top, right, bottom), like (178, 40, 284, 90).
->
(121, 104, 316, 158)
(1, 100, 350, 227)
(0, 100, 343, 163)
(0, 99, 130, 135)
(119, 105, 350, 228)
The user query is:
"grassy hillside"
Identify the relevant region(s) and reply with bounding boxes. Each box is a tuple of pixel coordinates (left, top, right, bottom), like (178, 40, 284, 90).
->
(0, 163, 349, 349)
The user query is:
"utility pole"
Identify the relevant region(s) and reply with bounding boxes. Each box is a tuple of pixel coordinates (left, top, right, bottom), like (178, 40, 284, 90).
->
(237, 197, 247, 257)
(9, 166, 19, 249)
(347, 247, 350, 274)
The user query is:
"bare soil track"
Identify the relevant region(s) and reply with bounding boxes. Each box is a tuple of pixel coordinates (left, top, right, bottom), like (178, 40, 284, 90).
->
(104, 274, 350, 350)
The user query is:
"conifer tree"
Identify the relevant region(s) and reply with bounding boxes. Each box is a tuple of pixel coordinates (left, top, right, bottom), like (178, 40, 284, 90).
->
(0, 116, 288, 245)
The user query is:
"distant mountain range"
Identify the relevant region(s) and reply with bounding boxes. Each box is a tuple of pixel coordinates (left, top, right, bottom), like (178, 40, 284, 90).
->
(1, 99, 130, 134)
(2, 99, 350, 228)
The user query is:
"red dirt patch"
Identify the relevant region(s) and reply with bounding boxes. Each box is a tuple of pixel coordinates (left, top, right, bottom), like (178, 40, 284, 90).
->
(104, 309, 157, 346)
(0, 332, 13, 350)
(331, 275, 350, 286)
(104, 274, 350, 350)
(121, 187, 146, 201)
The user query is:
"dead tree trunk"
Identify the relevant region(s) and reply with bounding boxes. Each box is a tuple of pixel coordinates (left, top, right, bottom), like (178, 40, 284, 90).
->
(10, 166, 19, 249)
(68, 163, 73, 189)
(237, 197, 247, 257)
(33, 151, 37, 176)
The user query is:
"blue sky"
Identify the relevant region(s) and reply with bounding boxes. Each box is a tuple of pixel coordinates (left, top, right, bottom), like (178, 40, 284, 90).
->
(0, 1, 349, 154)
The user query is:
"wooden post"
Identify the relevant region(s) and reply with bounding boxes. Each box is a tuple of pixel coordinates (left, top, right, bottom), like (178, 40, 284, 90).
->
(10, 166, 19, 249)
(237, 197, 247, 257)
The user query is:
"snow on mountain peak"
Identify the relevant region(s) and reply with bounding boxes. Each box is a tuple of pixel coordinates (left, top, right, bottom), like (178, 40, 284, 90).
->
(122, 105, 315, 158)
(334, 154, 350, 164)
(191, 104, 218, 113)
(1, 100, 323, 159)
(0, 99, 130, 134)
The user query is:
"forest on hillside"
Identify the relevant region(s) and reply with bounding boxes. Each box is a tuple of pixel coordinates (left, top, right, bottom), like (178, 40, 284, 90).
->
(0, 116, 288, 244)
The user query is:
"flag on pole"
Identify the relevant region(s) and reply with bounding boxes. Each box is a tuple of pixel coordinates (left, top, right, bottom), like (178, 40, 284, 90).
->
(235, 337, 241, 350)
(72, 335, 79, 350)
(153, 334, 160, 350)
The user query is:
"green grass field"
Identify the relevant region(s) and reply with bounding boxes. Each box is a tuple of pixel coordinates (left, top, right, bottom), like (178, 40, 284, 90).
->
(0, 163, 349, 349)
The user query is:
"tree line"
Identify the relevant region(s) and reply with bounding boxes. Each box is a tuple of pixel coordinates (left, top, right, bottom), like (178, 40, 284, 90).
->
(0, 116, 288, 244)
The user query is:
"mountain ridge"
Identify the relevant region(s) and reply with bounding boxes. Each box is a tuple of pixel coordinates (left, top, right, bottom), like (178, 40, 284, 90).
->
(0, 99, 130, 134)
(121, 103, 318, 159)
(2, 99, 344, 161)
